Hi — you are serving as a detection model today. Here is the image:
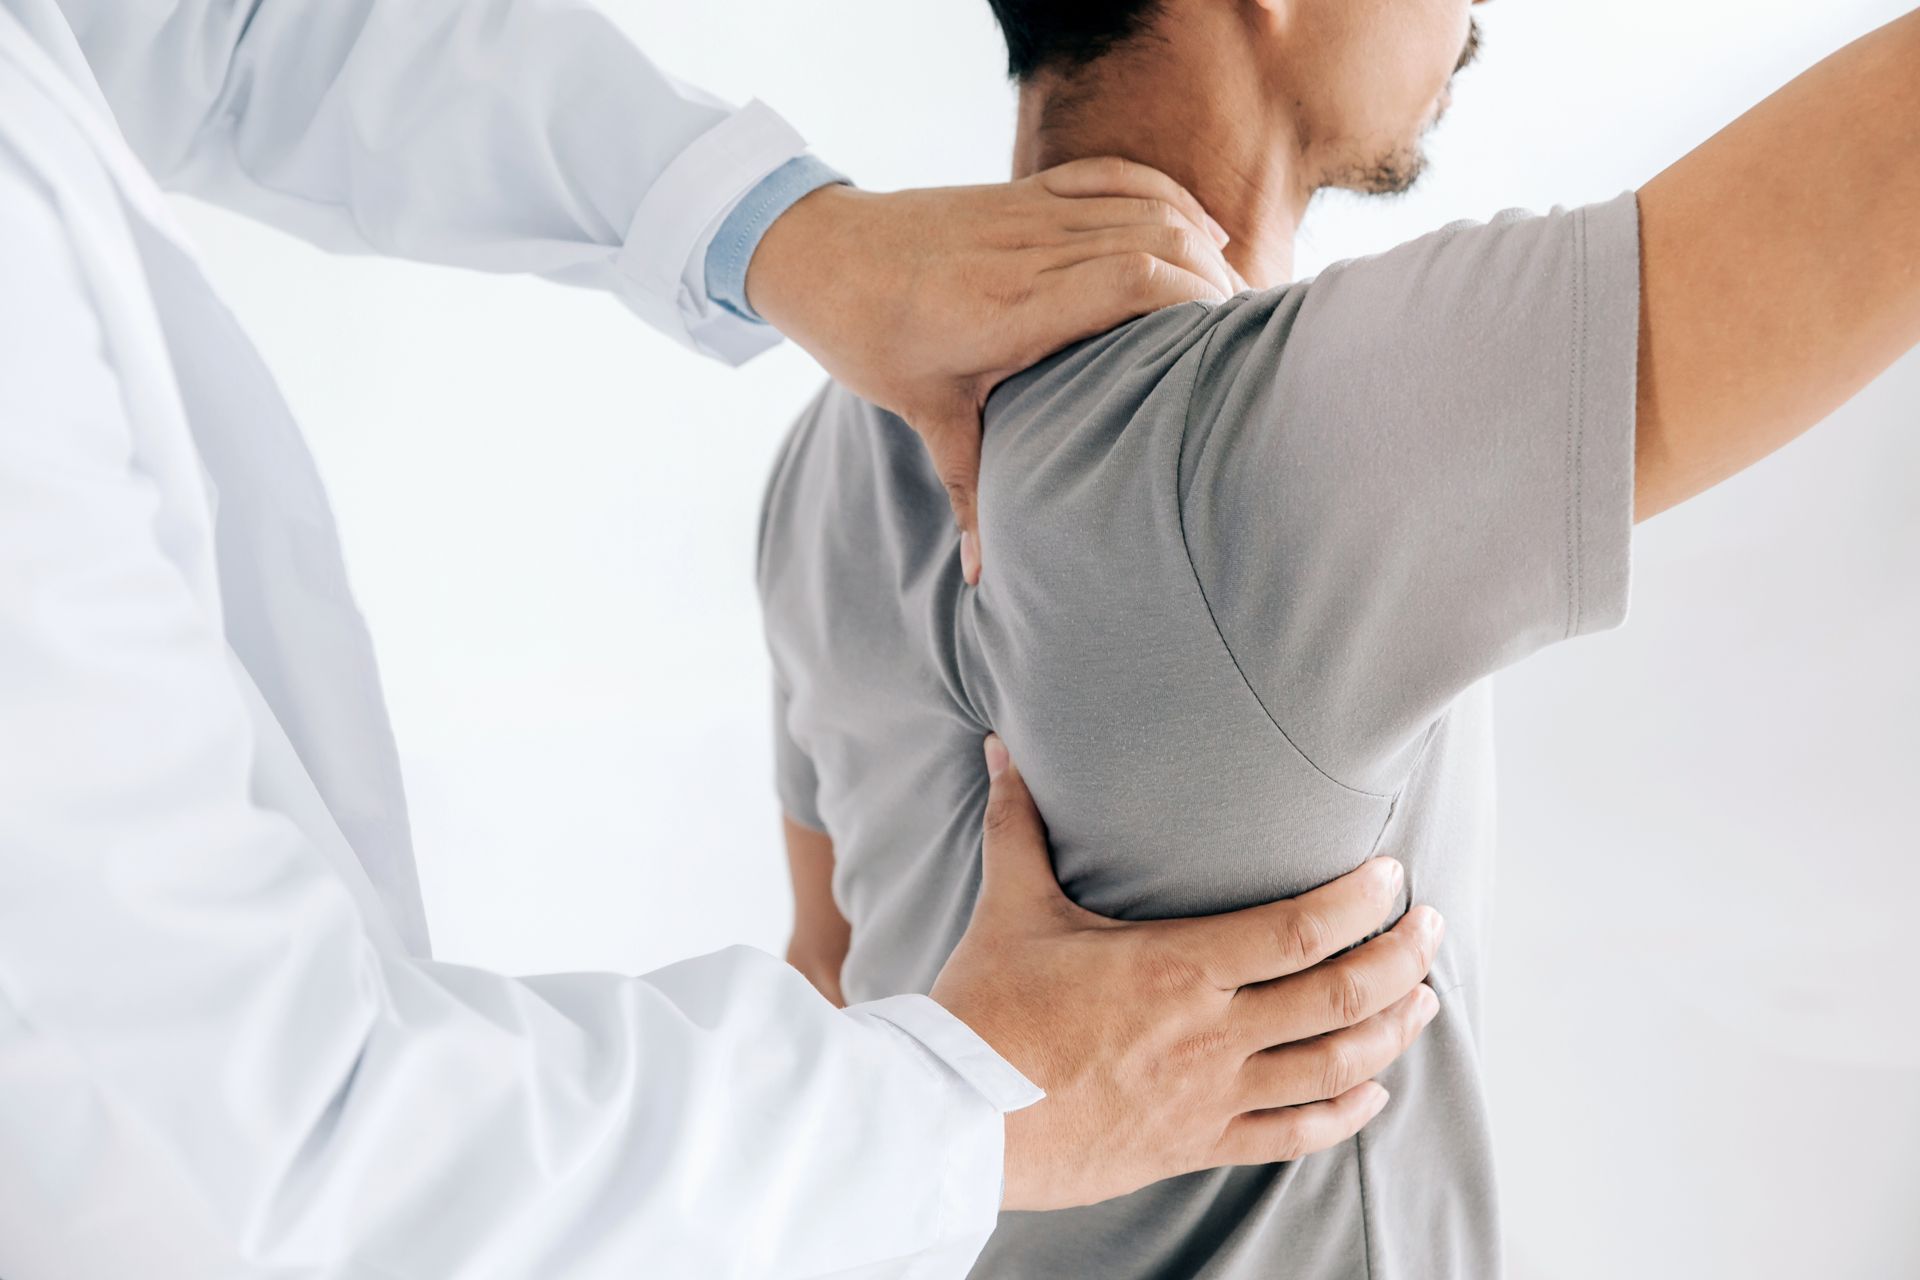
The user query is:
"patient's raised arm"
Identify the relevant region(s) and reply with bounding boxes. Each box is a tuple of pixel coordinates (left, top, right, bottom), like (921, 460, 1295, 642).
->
(1635, 7, 1920, 519)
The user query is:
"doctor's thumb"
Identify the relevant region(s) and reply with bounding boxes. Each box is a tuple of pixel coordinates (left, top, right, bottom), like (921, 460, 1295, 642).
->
(914, 407, 986, 586)
(975, 735, 1071, 918)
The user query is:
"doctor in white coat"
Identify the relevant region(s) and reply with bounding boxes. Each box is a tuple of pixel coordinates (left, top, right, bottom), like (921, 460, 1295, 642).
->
(0, 2, 1446, 1276)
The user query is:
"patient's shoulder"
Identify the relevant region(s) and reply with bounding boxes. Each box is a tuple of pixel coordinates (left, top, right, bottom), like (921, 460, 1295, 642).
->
(983, 300, 1222, 437)
(970, 300, 1243, 689)
(977, 300, 1226, 517)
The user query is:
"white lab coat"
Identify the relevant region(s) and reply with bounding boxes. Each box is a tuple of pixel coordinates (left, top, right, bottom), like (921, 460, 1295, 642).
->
(0, 3, 1039, 1277)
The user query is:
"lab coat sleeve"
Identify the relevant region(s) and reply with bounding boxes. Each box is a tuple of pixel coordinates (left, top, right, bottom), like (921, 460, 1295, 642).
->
(0, 153, 1027, 1280)
(53, 0, 805, 363)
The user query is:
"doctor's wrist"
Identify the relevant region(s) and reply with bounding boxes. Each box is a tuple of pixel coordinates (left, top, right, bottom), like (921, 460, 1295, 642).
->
(705, 155, 849, 323)
(742, 182, 890, 354)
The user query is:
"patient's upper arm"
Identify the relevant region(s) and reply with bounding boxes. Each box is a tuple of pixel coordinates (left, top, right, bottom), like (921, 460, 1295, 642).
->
(783, 814, 848, 1007)
(772, 679, 825, 831)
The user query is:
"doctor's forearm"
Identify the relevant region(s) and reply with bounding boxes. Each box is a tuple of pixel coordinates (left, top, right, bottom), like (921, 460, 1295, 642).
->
(62, 0, 704, 232)
(56, 0, 803, 355)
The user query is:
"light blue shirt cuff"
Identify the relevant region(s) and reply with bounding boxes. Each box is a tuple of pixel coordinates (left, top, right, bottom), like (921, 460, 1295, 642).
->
(702, 155, 849, 324)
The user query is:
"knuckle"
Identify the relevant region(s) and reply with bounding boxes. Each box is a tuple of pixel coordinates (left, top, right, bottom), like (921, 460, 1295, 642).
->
(943, 477, 977, 510)
(985, 270, 1035, 310)
(1268, 1117, 1310, 1165)
(1141, 223, 1195, 265)
(1171, 1025, 1233, 1068)
(1277, 908, 1328, 969)
(1137, 938, 1209, 996)
(1317, 1041, 1359, 1099)
(1115, 250, 1162, 294)
(1145, 197, 1183, 228)
(981, 791, 1017, 837)
(1328, 964, 1371, 1026)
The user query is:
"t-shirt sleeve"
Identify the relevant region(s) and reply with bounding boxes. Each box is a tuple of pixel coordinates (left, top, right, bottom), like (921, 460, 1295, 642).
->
(1179, 192, 1641, 793)
(772, 677, 826, 832)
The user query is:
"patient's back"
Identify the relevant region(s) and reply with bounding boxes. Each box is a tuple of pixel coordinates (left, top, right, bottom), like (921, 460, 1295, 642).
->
(757, 194, 1641, 1279)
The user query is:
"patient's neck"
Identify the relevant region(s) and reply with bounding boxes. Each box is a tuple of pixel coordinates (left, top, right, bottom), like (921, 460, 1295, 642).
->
(1010, 54, 1311, 289)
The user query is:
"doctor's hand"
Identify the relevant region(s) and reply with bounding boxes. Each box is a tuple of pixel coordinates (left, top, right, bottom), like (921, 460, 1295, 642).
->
(930, 737, 1445, 1213)
(745, 158, 1243, 585)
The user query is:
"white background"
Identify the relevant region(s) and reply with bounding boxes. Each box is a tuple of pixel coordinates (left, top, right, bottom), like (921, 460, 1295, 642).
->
(178, 1, 1920, 1276)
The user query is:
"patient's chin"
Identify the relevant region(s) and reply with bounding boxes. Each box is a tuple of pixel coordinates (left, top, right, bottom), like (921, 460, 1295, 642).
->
(1329, 142, 1428, 197)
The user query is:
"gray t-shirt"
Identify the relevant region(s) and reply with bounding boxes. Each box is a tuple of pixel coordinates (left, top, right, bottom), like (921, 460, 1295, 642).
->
(758, 192, 1641, 1279)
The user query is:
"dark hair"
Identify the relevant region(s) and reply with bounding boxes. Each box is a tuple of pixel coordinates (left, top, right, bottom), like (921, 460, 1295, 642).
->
(984, 1, 1165, 78)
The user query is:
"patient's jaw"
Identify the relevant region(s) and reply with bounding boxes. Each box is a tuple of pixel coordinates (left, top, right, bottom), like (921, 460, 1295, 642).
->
(1007, 0, 1482, 287)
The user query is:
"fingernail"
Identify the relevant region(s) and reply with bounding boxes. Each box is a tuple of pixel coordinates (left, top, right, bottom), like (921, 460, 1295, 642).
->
(1416, 908, 1445, 944)
(983, 733, 1010, 780)
(960, 530, 981, 586)
(1204, 212, 1230, 248)
(1375, 858, 1405, 895)
(1416, 985, 1440, 1023)
(1365, 1083, 1391, 1116)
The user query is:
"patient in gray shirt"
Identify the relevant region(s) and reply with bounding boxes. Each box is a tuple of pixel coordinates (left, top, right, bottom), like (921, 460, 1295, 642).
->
(758, 189, 1639, 1277)
(757, 4, 1641, 1273)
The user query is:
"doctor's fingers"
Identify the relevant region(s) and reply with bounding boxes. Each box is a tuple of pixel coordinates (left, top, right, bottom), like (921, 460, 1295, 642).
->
(1233, 984, 1440, 1114)
(1227, 906, 1446, 1051)
(1048, 194, 1226, 242)
(922, 414, 987, 584)
(1156, 856, 1406, 990)
(1035, 156, 1231, 250)
(1210, 1080, 1393, 1170)
(1022, 254, 1228, 372)
(1038, 223, 1242, 305)
(1042, 198, 1251, 296)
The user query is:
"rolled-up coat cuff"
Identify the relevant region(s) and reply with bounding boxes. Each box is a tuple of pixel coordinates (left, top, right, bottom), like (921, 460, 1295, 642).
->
(613, 98, 807, 365)
(845, 994, 1044, 1276)
(851, 994, 1045, 1114)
